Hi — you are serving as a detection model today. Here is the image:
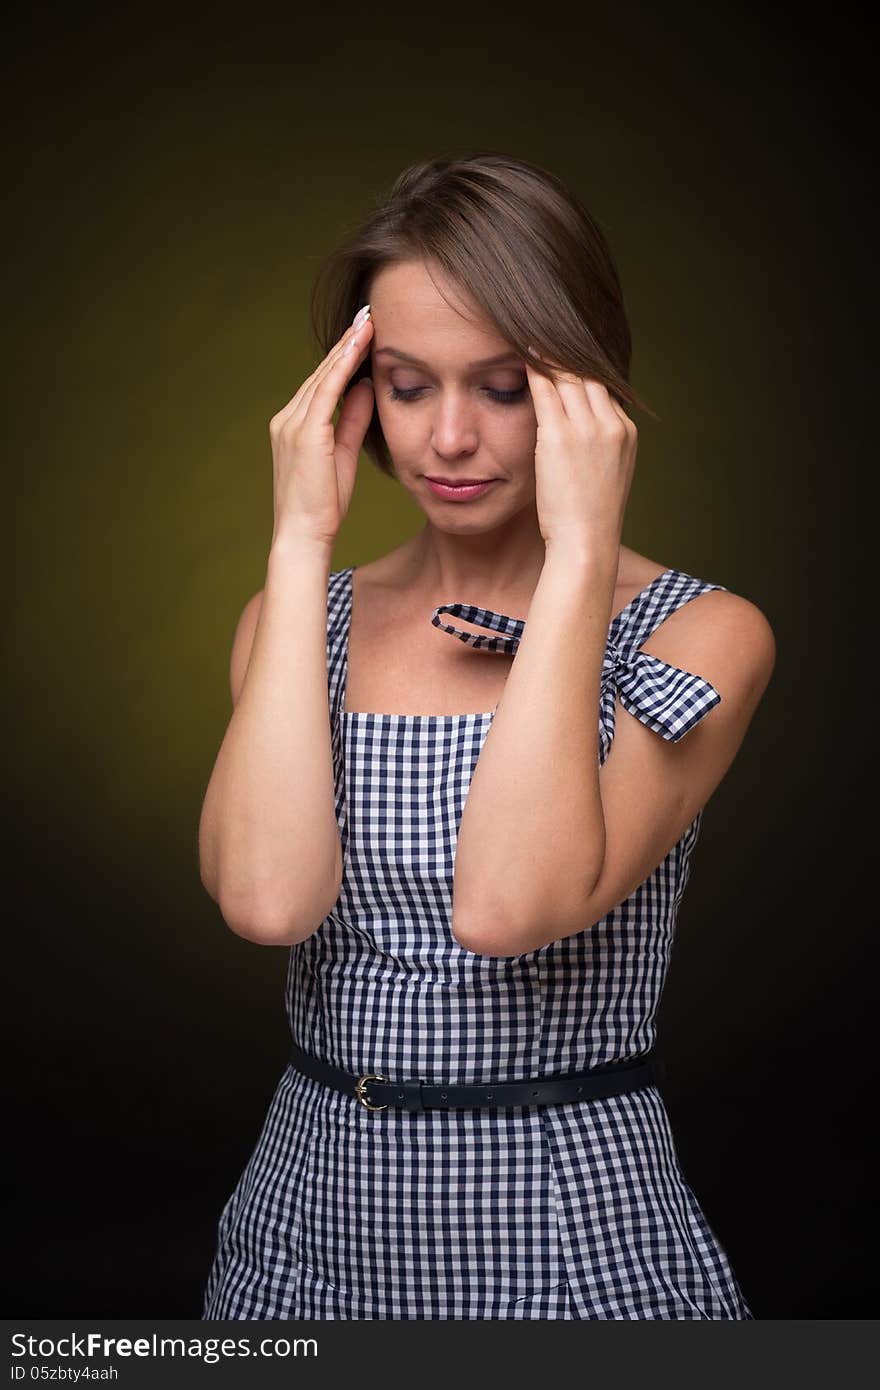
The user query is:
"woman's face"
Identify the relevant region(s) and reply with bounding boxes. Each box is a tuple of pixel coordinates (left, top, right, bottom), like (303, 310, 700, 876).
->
(366, 259, 539, 527)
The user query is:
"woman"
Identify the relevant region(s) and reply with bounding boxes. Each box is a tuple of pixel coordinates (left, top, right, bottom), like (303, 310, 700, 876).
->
(199, 152, 775, 1320)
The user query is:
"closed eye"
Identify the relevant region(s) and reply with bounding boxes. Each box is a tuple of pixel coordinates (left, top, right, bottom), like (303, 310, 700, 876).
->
(388, 385, 528, 405)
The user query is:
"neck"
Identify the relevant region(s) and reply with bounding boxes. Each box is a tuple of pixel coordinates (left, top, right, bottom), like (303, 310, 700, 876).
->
(405, 516, 549, 602)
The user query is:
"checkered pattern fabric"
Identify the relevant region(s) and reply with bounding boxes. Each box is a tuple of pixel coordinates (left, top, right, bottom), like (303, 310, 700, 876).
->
(202, 565, 753, 1320)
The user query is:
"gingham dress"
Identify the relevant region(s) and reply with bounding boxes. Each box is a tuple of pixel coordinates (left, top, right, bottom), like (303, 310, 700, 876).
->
(202, 563, 754, 1320)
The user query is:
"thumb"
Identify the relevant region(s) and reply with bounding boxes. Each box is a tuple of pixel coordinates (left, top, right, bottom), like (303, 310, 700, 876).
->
(335, 377, 375, 461)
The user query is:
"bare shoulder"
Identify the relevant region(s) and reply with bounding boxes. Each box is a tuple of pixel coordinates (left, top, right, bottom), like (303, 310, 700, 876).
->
(229, 588, 265, 707)
(617, 547, 776, 692)
(642, 582, 777, 713)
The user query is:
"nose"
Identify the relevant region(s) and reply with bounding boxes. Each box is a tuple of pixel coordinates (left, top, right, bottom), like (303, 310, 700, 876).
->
(430, 392, 479, 458)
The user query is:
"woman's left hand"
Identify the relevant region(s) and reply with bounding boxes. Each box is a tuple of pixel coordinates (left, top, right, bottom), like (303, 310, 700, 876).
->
(524, 350, 638, 553)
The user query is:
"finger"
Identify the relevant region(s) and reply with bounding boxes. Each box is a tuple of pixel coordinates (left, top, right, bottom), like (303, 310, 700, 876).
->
(552, 373, 597, 428)
(270, 326, 361, 434)
(289, 314, 371, 421)
(528, 345, 598, 428)
(530, 348, 620, 428)
(303, 317, 374, 423)
(584, 379, 634, 437)
(524, 354, 565, 428)
(591, 381, 632, 426)
(334, 377, 375, 465)
(610, 395, 637, 434)
(274, 312, 372, 431)
(527, 344, 565, 373)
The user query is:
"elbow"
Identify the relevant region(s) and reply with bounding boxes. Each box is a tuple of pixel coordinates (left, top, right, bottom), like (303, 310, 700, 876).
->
(452, 856, 604, 958)
(217, 886, 338, 948)
(217, 896, 298, 946)
(202, 834, 343, 947)
(452, 889, 600, 958)
(451, 909, 542, 959)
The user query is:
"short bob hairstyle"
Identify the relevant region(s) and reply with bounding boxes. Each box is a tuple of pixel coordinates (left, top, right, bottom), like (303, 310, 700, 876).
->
(309, 150, 657, 479)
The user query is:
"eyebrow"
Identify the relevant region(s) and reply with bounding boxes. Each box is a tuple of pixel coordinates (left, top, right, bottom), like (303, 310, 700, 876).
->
(373, 347, 523, 369)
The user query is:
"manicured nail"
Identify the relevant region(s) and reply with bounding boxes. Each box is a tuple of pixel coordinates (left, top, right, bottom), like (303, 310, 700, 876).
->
(352, 303, 371, 329)
(527, 345, 538, 357)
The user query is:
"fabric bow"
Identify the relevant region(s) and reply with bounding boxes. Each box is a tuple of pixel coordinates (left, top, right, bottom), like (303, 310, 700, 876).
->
(601, 638, 722, 743)
(430, 607, 722, 744)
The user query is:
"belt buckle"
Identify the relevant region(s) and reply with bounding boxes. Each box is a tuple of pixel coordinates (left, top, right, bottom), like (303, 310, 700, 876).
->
(355, 1071, 389, 1111)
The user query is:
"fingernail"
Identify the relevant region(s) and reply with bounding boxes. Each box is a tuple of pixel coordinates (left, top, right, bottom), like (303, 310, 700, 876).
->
(527, 345, 538, 358)
(361, 376, 373, 390)
(352, 303, 371, 329)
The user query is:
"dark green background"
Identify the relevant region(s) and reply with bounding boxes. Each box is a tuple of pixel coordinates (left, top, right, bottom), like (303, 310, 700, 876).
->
(5, 4, 870, 1318)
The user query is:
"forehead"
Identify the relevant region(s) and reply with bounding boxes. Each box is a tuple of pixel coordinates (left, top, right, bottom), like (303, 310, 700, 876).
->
(369, 259, 513, 363)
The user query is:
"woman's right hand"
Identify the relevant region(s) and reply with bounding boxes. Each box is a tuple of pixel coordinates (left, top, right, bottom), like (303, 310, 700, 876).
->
(268, 304, 375, 547)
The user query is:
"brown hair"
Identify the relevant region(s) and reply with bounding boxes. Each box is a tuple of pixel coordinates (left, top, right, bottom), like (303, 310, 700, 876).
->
(309, 149, 658, 479)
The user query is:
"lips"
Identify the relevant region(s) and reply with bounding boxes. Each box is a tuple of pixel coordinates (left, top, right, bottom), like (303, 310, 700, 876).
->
(424, 477, 499, 502)
(426, 477, 494, 485)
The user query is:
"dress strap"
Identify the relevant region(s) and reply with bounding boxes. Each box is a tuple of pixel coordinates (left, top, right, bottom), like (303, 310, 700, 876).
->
(430, 568, 728, 749)
(327, 568, 355, 734)
(601, 568, 729, 747)
(430, 602, 525, 656)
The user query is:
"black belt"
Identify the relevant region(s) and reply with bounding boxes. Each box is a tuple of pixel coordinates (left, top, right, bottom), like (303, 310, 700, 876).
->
(289, 1040, 664, 1113)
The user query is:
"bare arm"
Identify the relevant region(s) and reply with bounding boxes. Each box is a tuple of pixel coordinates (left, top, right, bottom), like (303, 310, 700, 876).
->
(198, 535, 342, 946)
(452, 544, 615, 950)
(453, 569, 776, 957)
(197, 300, 375, 946)
(451, 355, 775, 957)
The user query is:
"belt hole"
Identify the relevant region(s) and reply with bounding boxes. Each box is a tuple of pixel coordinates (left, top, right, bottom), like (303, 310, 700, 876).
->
(440, 1091, 447, 1099)
(532, 1090, 539, 1096)
(577, 1085, 583, 1092)
(486, 1092, 493, 1100)
(397, 1092, 404, 1099)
